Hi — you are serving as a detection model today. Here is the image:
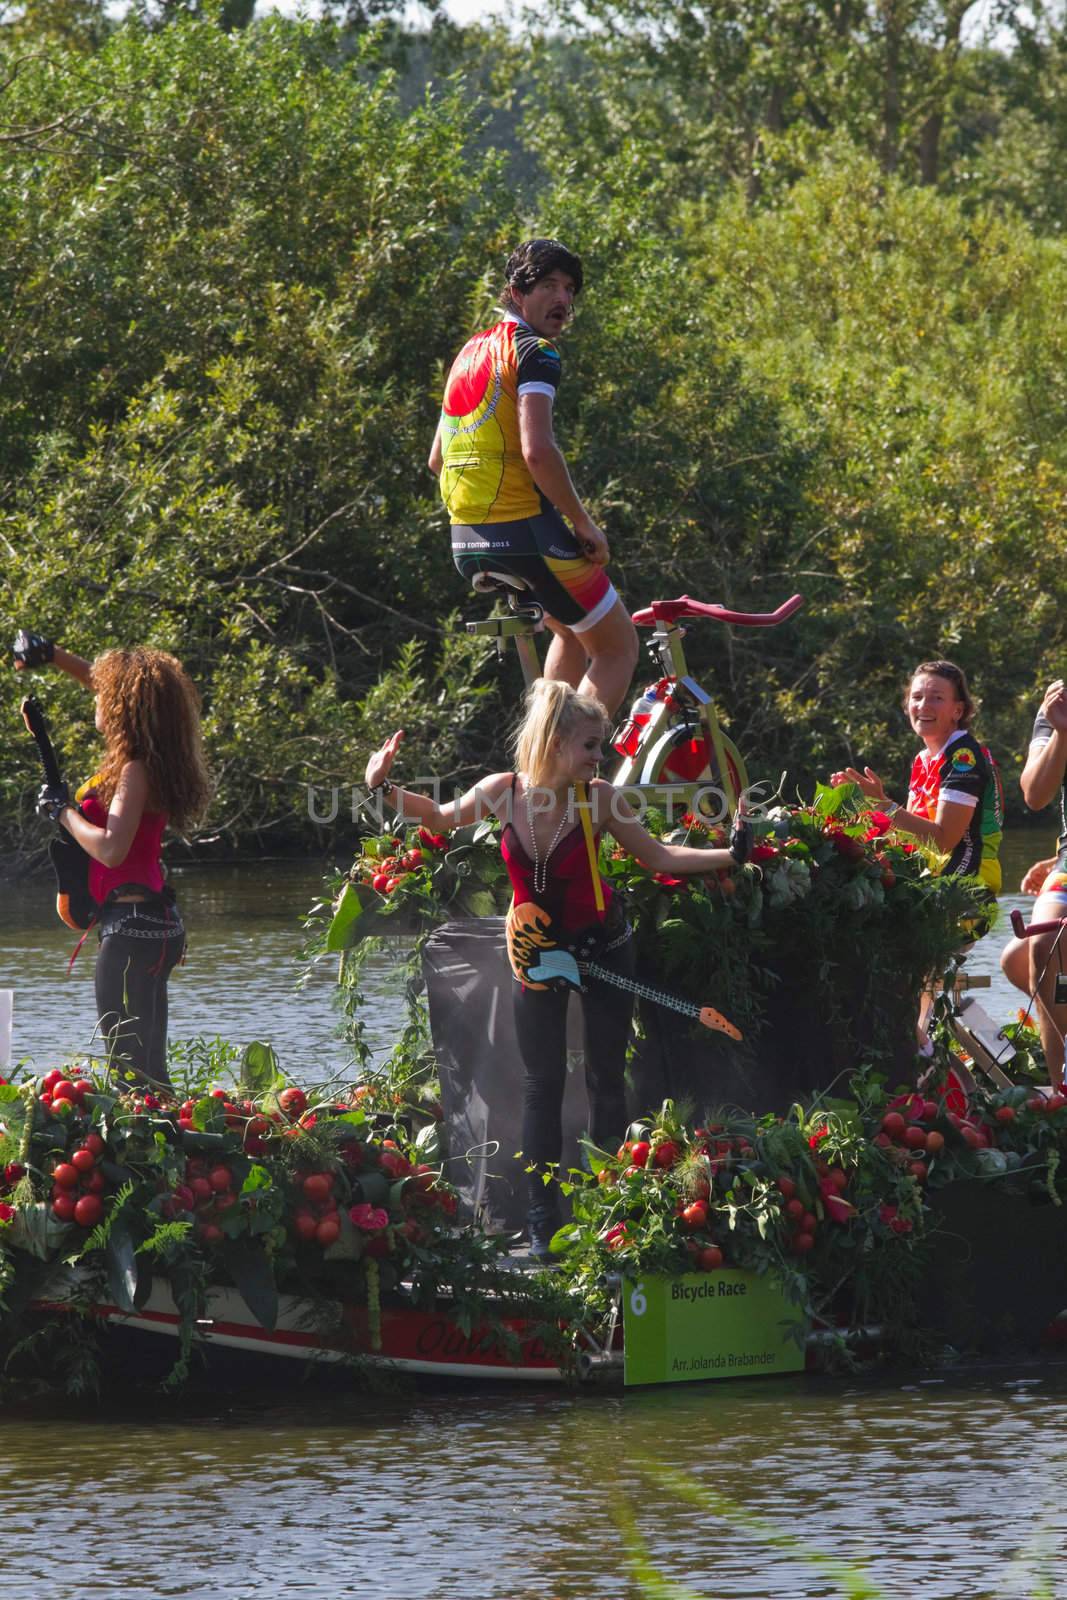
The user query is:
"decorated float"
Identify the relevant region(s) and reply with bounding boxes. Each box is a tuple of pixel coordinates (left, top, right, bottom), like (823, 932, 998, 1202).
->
(4, 783, 1067, 1395)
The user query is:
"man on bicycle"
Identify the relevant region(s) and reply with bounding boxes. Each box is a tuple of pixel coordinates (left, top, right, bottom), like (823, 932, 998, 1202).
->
(429, 238, 637, 716)
(1001, 678, 1067, 1086)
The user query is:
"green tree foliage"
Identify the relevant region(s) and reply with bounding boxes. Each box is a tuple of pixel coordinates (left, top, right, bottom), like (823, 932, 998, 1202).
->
(1, 9, 1065, 862)
(0, 14, 515, 851)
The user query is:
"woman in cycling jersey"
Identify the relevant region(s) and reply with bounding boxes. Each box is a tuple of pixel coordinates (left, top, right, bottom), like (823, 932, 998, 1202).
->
(17, 636, 212, 1088)
(365, 679, 748, 1258)
(830, 658, 1002, 894)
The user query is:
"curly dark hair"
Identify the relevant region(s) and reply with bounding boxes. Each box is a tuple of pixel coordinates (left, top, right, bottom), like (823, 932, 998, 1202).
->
(501, 239, 584, 309)
(91, 647, 213, 830)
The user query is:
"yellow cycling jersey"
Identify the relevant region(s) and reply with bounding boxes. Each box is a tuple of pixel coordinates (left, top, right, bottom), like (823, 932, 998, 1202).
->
(438, 316, 561, 524)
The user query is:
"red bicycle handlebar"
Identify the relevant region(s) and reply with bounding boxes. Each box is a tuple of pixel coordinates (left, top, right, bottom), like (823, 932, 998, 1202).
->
(631, 593, 805, 629)
(1011, 909, 1067, 939)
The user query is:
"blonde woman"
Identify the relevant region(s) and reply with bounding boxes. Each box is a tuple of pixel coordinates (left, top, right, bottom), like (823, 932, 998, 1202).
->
(365, 678, 747, 1257)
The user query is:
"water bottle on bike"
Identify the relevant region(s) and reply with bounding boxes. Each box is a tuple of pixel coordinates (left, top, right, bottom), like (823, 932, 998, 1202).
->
(612, 681, 668, 759)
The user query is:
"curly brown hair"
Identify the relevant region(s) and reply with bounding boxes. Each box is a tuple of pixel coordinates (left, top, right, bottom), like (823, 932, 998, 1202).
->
(90, 648, 212, 830)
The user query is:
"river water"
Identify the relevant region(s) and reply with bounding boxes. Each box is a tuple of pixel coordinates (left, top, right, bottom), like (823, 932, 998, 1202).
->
(2, 830, 1065, 1600)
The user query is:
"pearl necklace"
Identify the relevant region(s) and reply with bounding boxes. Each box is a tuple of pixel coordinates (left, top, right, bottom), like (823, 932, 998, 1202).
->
(525, 785, 571, 895)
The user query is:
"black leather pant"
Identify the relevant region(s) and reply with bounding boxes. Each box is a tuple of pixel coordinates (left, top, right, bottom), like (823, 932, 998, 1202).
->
(513, 930, 635, 1220)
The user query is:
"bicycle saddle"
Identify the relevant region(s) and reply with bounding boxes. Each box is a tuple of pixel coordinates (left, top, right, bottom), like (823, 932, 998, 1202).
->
(471, 571, 532, 596)
(631, 594, 804, 627)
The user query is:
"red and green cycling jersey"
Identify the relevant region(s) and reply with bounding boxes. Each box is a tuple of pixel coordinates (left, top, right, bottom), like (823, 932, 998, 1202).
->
(907, 729, 1003, 893)
(438, 316, 561, 525)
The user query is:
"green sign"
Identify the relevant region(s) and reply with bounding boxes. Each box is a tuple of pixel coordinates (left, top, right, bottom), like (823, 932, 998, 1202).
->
(622, 1270, 806, 1386)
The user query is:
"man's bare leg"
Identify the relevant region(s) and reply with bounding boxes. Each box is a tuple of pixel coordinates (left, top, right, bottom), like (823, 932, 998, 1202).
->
(542, 600, 638, 718)
(1028, 898, 1067, 1087)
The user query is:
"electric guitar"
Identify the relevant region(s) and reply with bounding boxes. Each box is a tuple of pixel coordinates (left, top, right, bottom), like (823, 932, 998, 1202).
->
(21, 696, 95, 931)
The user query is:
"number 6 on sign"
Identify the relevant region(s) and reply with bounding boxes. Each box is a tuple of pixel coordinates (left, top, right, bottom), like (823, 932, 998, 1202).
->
(629, 1282, 647, 1318)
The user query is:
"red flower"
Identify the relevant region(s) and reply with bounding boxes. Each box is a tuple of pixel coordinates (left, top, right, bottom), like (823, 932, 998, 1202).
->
(418, 827, 448, 851)
(0, 1202, 14, 1223)
(349, 1203, 389, 1232)
(750, 842, 779, 862)
(653, 874, 687, 890)
(4, 1163, 25, 1186)
(878, 1202, 913, 1236)
(866, 811, 893, 836)
(808, 1124, 829, 1148)
(822, 1193, 856, 1225)
(901, 843, 916, 854)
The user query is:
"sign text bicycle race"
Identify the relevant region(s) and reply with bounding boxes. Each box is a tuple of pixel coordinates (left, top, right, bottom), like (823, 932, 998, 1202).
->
(622, 1271, 806, 1387)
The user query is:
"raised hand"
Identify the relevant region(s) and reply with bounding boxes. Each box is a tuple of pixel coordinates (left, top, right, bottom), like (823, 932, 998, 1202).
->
(365, 729, 404, 791)
(1041, 679, 1067, 734)
(1021, 858, 1058, 896)
(13, 629, 55, 670)
(829, 765, 887, 803)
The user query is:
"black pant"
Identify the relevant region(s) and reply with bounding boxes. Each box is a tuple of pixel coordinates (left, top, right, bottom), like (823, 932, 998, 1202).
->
(513, 932, 635, 1219)
(95, 916, 185, 1088)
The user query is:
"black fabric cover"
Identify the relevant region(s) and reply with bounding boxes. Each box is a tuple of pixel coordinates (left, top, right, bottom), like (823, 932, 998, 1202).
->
(423, 918, 596, 1232)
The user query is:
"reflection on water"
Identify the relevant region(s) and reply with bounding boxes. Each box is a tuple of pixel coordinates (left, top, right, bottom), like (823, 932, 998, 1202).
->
(1, 1372, 1067, 1597)
(0, 830, 1058, 1077)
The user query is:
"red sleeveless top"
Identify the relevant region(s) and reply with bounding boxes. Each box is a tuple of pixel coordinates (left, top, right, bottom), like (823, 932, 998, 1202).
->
(500, 778, 612, 934)
(79, 791, 168, 905)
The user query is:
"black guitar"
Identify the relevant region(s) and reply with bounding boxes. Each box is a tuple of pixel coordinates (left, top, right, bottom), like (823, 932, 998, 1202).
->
(21, 696, 95, 930)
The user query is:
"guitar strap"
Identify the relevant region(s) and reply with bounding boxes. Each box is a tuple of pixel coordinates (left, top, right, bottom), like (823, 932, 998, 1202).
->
(576, 781, 605, 919)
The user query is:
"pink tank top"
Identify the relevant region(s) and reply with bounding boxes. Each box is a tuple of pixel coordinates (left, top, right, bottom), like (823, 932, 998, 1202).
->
(79, 791, 168, 904)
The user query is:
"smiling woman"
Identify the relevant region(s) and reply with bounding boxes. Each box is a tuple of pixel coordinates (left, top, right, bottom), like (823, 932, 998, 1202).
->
(831, 658, 1003, 895)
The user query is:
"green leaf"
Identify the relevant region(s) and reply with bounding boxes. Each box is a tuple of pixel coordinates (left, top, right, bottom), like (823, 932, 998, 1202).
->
(192, 1096, 217, 1132)
(326, 882, 372, 952)
(106, 1217, 138, 1314)
(0, 1084, 20, 1103)
(241, 1163, 273, 1194)
(239, 1040, 284, 1096)
(221, 1238, 278, 1331)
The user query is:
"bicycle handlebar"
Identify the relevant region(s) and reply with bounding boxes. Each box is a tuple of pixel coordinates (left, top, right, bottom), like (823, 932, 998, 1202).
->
(631, 594, 805, 629)
(1010, 909, 1067, 939)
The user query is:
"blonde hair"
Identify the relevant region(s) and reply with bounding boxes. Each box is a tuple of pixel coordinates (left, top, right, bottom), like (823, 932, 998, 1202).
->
(511, 679, 608, 786)
(91, 647, 213, 830)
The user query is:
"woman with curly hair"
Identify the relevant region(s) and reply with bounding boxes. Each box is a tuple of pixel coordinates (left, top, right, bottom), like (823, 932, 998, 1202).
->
(16, 635, 212, 1087)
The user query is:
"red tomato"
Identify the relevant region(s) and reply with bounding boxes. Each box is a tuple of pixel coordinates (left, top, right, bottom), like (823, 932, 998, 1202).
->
(959, 1125, 982, 1150)
(246, 1114, 271, 1139)
(84, 1132, 105, 1157)
(698, 1245, 724, 1271)
(71, 1148, 95, 1173)
(616, 1143, 632, 1161)
(294, 1212, 318, 1241)
(791, 1231, 816, 1254)
(86, 1170, 107, 1194)
(42, 1069, 64, 1092)
(1047, 1094, 1067, 1114)
(53, 1079, 76, 1101)
(73, 1194, 103, 1228)
(908, 1161, 928, 1182)
(1026, 1096, 1047, 1114)
(826, 1168, 848, 1193)
(630, 1140, 651, 1168)
(801, 1211, 817, 1232)
(372, 873, 390, 893)
(925, 1130, 945, 1153)
(921, 1100, 939, 1122)
(52, 1193, 77, 1222)
(208, 1166, 232, 1193)
(903, 1126, 927, 1150)
(210, 1089, 228, 1101)
(384, 877, 402, 893)
(302, 1173, 333, 1204)
(73, 1080, 94, 1099)
(214, 1192, 238, 1212)
(279, 1087, 308, 1119)
(315, 1217, 341, 1247)
(681, 1201, 708, 1231)
(784, 1197, 804, 1221)
(776, 1175, 797, 1200)
(53, 1163, 79, 1189)
(190, 1176, 213, 1202)
(653, 1141, 679, 1169)
(198, 1222, 224, 1245)
(882, 1112, 907, 1139)
(995, 1105, 1016, 1124)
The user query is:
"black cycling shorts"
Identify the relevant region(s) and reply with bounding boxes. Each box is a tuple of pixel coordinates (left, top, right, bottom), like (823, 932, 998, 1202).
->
(452, 506, 617, 634)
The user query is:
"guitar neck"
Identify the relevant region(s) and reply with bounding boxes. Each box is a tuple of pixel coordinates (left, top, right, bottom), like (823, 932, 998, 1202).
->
(585, 960, 699, 1020)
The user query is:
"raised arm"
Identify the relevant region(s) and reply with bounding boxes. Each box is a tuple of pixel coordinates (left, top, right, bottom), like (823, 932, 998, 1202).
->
(13, 630, 93, 688)
(1021, 681, 1067, 811)
(365, 730, 510, 832)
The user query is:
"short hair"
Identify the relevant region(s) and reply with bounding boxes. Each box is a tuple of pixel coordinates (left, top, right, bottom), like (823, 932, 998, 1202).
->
(502, 239, 584, 309)
(907, 660, 978, 729)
